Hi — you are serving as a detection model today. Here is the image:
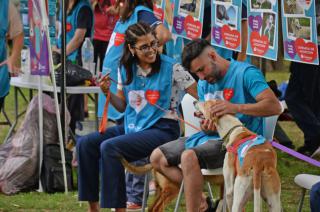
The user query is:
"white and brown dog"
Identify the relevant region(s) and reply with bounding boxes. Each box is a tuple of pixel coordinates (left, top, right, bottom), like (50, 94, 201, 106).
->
(195, 100, 281, 212)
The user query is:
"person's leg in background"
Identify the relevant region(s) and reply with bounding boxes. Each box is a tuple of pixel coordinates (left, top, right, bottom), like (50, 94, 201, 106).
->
(0, 96, 5, 112)
(310, 181, 320, 212)
(285, 61, 320, 155)
(126, 158, 149, 210)
(67, 94, 85, 134)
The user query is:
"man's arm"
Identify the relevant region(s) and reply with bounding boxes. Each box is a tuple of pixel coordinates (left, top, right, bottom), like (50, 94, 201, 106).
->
(66, 28, 87, 56)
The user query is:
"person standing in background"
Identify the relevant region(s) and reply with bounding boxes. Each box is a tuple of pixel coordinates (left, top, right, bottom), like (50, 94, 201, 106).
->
(54, 0, 93, 133)
(0, 0, 24, 111)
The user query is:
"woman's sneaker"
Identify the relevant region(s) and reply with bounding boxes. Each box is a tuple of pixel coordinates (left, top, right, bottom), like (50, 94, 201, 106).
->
(126, 202, 142, 211)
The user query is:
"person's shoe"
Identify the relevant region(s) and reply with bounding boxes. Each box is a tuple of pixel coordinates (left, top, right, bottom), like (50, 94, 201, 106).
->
(126, 202, 142, 211)
(204, 197, 216, 212)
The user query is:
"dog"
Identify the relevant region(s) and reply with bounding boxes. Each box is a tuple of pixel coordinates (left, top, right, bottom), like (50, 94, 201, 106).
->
(291, 18, 302, 38)
(216, 5, 229, 23)
(195, 100, 281, 212)
(119, 153, 225, 211)
(180, 0, 197, 12)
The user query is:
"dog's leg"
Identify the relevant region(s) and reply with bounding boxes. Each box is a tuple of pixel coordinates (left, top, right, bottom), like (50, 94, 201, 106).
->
(232, 175, 253, 212)
(262, 169, 281, 212)
(223, 153, 235, 211)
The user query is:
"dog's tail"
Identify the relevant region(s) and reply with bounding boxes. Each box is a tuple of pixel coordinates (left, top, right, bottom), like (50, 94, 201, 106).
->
(119, 157, 153, 175)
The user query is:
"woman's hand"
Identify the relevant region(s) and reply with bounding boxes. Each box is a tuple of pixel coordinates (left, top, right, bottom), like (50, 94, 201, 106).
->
(106, 5, 119, 15)
(200, 119, 216, 133)
(99, 74, 111, 95)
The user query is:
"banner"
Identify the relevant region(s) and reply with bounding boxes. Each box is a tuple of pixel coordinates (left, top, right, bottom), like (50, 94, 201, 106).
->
(246, 0, 279, 60)
(211, 0, 242, 52)
(172, 0, 205, 40)
(154, 0, 166, 22)
(28, 0, 50, 75)
(281, 0, 319, 65)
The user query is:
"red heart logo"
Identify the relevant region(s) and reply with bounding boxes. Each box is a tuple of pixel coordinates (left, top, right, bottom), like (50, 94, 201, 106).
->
(295, 38, 318, 63)
(145, 90, 160, 105)
(66, 23, 72, 32)
(114, 33, 125, 46)
(223, 88, 234, 101)
(250, 31, 269, 56)
(184, 15, 202, 39)
(153, 5, 164, 21)
(221, 25, 241, 49)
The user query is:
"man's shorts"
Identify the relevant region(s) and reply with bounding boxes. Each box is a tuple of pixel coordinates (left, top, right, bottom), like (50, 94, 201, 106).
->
(159, 137, 226, 169)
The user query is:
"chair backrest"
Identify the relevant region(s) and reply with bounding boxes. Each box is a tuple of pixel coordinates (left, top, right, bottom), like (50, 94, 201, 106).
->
(264, 115, 279, 141)
(181, 94, 200, 136)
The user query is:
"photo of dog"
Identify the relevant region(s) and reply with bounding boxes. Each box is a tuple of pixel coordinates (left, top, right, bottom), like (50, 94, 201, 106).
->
(250, 0, 273, 10)
(195, 100, 281, 212)
(215, 3, 238, 28)
(287, 17, 311, 40)
(283, 0, 304, 15)
(178, 0, 201, 19)
(262, 12, 276, 48)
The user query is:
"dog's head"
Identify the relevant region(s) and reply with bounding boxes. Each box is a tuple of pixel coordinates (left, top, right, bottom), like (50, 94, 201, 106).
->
(194, 100, 246, 145)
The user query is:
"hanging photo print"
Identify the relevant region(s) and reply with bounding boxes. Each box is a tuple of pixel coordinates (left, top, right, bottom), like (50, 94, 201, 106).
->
(247, 0, 279, 60)
(281, 0, 319, 65)
(154, 0, 165, 21)
(29, 0, 50, 75)
(211, 0, 242, 52)
(172, 0, 205, 40)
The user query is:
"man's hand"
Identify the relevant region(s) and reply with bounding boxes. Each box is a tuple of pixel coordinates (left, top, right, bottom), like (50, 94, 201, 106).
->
(0, 56, 22, 75)
(200, 119, 216, 134)
(210, 99, 239, 117)
(106, 5, 119, 15)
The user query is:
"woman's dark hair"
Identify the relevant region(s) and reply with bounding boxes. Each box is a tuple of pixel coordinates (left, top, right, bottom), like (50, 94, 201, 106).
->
(182, 39, 212, 71)
(120, 22, 161, 85)
(120, 0, 153, 21)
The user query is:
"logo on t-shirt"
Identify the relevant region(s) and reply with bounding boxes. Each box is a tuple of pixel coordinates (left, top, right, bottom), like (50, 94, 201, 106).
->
(114, 33, 125, 46)
(223, 88, 234, 101)
(66, 23, 72, 32)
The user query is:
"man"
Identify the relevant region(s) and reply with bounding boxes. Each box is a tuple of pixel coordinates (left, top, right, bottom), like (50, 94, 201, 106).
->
(150, 39, 282, 212)
(310, 181, 320, 212)
(284, 2, 320, 156)
(0, 0, 24, 111)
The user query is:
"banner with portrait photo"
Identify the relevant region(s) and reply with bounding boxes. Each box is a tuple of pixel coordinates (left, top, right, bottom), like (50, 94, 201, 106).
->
(211, 0, 242, 52)
(154, 0, 166, 22)
(281, 0, 319, 65)
(246, 0, 279, 60)
(28, 0, 51, 75)
(172, 0, 205, 40)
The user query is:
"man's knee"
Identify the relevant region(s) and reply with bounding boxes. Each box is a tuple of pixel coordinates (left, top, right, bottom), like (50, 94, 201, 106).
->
(181, 149, 199, 169)
(150, 148, 168, 170)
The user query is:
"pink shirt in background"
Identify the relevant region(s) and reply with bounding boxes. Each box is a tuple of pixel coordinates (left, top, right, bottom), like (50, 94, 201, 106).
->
(93, 0, 119, 42)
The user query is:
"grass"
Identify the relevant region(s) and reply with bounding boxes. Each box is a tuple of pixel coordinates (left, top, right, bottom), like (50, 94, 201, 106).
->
(0, 68, 319, 211)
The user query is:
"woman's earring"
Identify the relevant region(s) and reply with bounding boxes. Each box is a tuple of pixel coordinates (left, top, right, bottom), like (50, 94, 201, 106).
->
(131, 52, 135, 57)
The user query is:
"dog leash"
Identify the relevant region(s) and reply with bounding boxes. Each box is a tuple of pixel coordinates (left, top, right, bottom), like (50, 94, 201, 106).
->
(98, 75, 202, 133)
(270, 141, 320, 168)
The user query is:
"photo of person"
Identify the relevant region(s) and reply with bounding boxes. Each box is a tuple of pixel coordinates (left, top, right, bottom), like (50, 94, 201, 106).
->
(283, 0, 304, 15)
(215, 3, 238, 29)
(155, 0, 163, 7)
(262, 12, 276, 48)
(250, 0, 273, 10)
(178, 0, 201, 19)
(287, 17, 311, 40)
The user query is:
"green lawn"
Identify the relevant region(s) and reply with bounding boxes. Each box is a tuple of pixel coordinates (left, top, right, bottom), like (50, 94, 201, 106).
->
(0, 70, 319, 211)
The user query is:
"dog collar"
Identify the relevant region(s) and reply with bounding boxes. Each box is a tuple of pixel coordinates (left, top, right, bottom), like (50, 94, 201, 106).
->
(222, 124, 244, 143)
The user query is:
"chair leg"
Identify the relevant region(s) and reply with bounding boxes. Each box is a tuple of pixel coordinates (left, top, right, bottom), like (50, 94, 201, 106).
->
(141, 173, 150, 212)
(207, 182, 214, 202)
(174, 181, 184, 212)
(297, 188, 306, 212)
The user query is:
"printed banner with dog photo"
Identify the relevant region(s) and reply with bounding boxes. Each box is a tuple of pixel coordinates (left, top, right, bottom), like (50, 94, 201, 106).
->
(211, 0, 242, 52)
(246, 0, 279, 60)
(154, 0, 166, 21)
(281, 0, 319, 65)
(172, 0, 205, 40)
(28, 0, 50, 75)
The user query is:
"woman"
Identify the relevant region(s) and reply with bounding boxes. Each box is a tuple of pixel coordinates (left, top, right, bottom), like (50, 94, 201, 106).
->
(55, 0, 93, 133)
(77, 23, 197, 212)
(97, 0, 171, 122)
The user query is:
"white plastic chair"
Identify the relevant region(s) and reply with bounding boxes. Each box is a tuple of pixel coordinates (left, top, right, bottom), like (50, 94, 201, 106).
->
(294, 174, 320, 212)
(174, 94, 225, 212)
